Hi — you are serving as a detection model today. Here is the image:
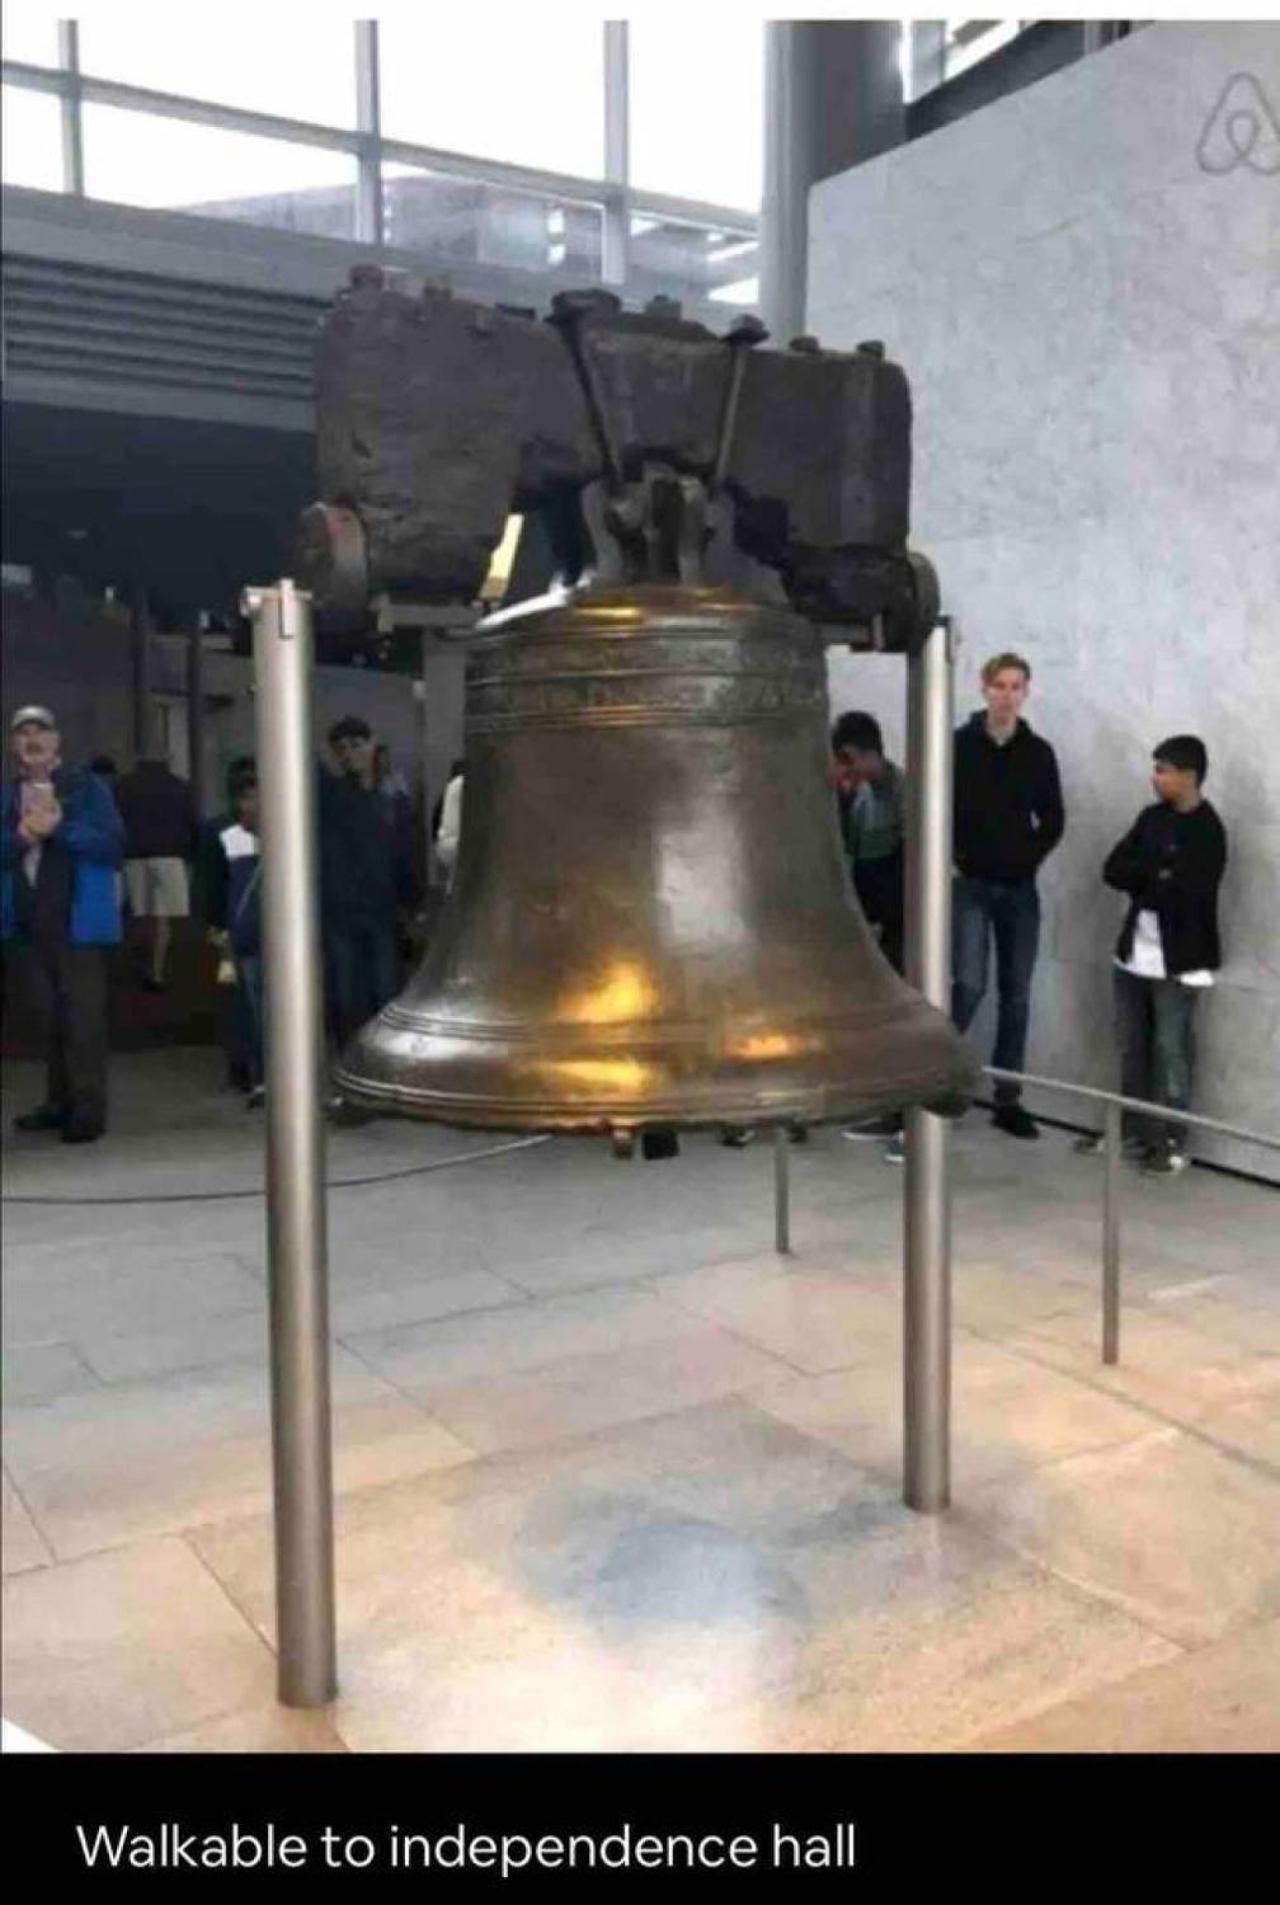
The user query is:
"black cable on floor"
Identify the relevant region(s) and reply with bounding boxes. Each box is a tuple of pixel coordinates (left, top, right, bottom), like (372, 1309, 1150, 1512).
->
(0, 1133, 550, 1207)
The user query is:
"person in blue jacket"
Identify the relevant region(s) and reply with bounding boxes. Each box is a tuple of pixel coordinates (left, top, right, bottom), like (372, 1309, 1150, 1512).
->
(2, 706, 124, 1143)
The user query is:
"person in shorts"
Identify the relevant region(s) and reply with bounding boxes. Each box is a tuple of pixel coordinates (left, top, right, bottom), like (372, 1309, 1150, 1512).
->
(115, 754, 199, 991)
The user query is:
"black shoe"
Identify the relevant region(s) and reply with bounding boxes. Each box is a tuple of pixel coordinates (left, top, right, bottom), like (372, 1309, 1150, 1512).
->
(718, 1126, 756, 1148)
(641, 1129, 681, 1161)
(13, 1105, 69, 1133)
(788, 1126, 810, 1144)
(992, 1104, 1039, 1140)
(61, 1118, 105, 1145)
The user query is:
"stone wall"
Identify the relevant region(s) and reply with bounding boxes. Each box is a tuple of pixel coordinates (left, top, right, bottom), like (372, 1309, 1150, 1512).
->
(813, 22, 1280, 1176)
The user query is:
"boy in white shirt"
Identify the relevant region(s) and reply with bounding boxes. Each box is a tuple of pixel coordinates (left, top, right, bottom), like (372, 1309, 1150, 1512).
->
(1087, 735, 1227, 1176)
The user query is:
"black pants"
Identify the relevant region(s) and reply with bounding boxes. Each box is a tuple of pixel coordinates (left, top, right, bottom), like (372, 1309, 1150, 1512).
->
(853, 855, 905, 976)
(324, 919, 401, 1049)
(19, 936, 109, 1127)
(1114, 967, 1199, 1151)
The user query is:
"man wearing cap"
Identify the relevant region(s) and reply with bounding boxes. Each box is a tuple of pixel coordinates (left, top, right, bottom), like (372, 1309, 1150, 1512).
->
(2, 707, 124, 1143)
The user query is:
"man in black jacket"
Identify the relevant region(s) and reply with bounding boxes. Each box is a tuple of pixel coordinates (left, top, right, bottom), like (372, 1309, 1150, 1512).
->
(952, 651, 1065, 1139)
(1094, 735, 1227, 1176)
(320, 715, 420, 1050)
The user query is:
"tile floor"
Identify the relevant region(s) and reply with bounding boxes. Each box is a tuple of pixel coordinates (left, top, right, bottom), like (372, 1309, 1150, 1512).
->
(2, 1048, 1277, 1753)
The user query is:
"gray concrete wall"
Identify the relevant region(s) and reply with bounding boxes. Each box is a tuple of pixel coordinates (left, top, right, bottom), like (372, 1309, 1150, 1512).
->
(812, 22, 1280, 1176)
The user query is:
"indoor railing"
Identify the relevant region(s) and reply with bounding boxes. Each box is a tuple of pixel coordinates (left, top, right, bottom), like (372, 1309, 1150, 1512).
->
(769, 1067, 1279, 1367)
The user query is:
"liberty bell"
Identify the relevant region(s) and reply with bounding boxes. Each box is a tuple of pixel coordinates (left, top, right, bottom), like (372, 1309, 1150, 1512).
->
(302, 277, 978, 1144)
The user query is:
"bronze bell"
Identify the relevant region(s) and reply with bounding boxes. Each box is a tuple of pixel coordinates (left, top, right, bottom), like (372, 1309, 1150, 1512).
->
(335, 575, 977, 1139)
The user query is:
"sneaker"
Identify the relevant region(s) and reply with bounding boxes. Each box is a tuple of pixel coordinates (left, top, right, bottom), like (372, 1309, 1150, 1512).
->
(13, 1104, 69, 1133)
(1140, 1147, 1191, 1177)
(718, 1126, 756, 1148)
(788, 1126, 810, 1144)
(1074, 1131, 1147, 1159)
(247, 1085, 266, 1110)
(61, 1117, 105, 1145)
(884, 1132, 906, 1165)
(842, 1114, 902, 1141)
(992, 1104, 1040, 1140)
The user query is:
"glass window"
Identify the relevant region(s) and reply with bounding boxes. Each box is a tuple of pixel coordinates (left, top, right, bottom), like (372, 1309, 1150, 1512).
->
(83, 107, 358, 239)
(383, 163, 602, 284)
(380, 19, 604, 180)
(627, 213, 759, 322)
(629, 20, 763, 212)
(77, 19, 356, 127)
(944, 20, 1025, 84)
(1, 4, 61, 67)
(2, 84, 63, 191)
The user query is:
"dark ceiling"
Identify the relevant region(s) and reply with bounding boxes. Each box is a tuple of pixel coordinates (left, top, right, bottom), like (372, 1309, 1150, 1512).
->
(2, 400, 317, 618)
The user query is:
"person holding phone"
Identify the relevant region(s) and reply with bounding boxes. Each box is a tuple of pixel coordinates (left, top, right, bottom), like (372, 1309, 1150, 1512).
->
(2, 705, 124, 1143)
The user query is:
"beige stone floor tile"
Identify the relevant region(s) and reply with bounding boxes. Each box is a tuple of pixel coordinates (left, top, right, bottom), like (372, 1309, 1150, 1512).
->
(650, 1258, 904, 1374)
(1, 1536, 276, 1752)
(950, 1260, 1099, 1337)
(1188, 1391, 1280, 1473)
(968, 1427, 1280, 1647)
(189, 1400, 903, 1649)
(71, 1271, 526, 1385)
(75, 1309, 270, 1384)
(744, 1332, 1160, 1489)
(1, 1341, 101, 1405)
(330, 1269, 528, 1340)
(189, 1401, 1176, 1753)
(1114, 1207, 1279, 1282)
(343, 1285, 706, 1392)
(1137, 1278, 1280, 1356)
(503, 1223, 786, 1298)
(618, 1588, 1183, 1753)
(2, 1244, 265, 1347)
(968, 1615, 1280, 1753)
(133, 1706, 348, 1754)
(1000, 1305, 1280, 1420)
(412, 1326, 797, 1456)
(3, 1348, 476, 1558)
(2, 1466, 53, 1574)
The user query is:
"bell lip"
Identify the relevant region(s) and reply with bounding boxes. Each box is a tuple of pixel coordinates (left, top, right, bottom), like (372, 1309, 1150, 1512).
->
(332, 1063, 980, 1133)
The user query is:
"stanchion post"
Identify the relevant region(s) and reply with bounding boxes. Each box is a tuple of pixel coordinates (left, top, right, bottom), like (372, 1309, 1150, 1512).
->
(1102, 1098, 1122, 1366)
(243, 579, 337, 1708)
(903, 619, 955, 1514)
(773, 1125, 792, 1255)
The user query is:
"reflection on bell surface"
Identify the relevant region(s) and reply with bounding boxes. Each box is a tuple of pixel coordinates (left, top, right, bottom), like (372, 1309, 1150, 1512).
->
(335, 578, 979, 1138)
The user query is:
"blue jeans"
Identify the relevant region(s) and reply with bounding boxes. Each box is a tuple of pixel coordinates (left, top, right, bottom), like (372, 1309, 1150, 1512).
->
(234, 954, 266, 1089)
(952, 875, 1040, 1102)
(324, 920, 400, 1048)
(1113, 967, 1198, 1151)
